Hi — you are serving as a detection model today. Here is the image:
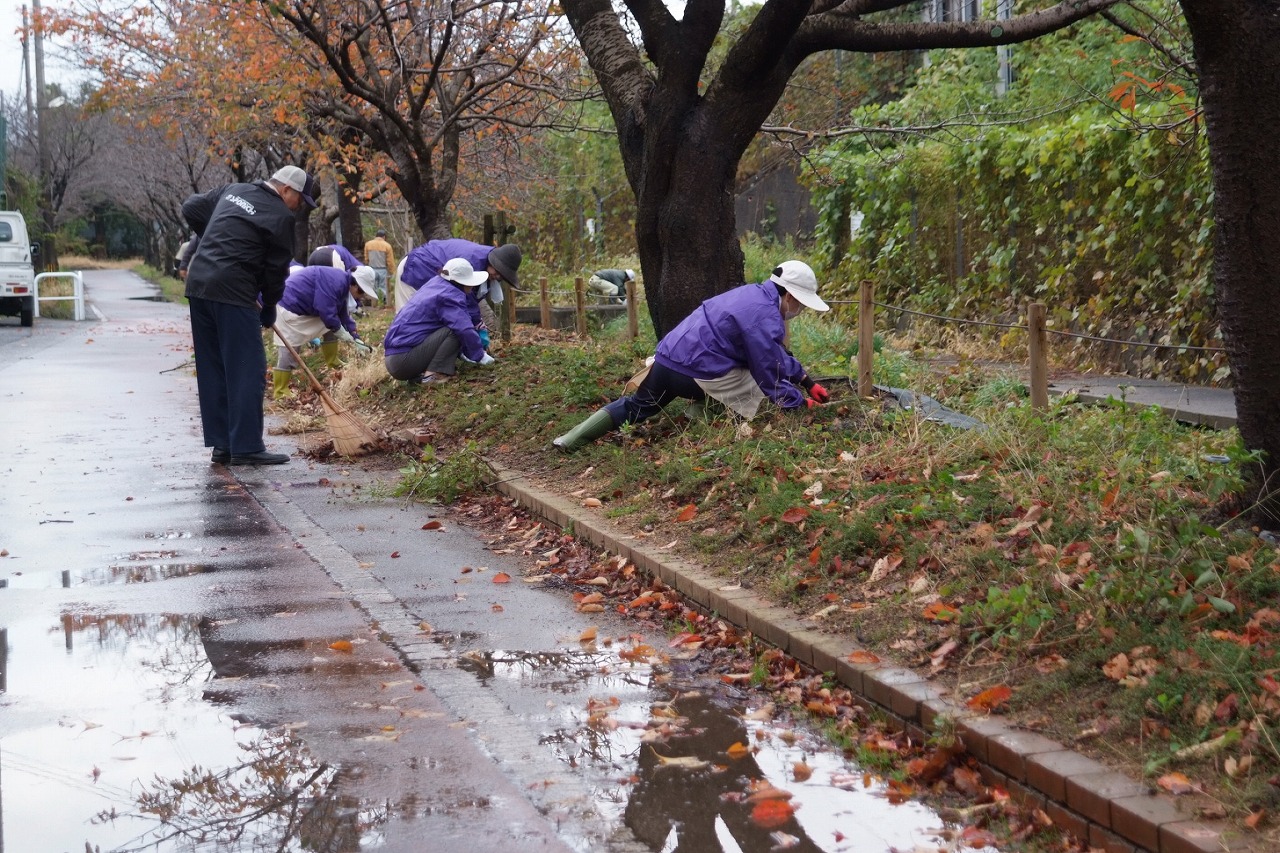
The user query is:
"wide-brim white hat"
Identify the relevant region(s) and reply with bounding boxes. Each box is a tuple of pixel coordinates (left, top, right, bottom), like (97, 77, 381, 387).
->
(768, 260, 828, 312)
(441, 257, 489, 287)
(351, 265, 378, 299)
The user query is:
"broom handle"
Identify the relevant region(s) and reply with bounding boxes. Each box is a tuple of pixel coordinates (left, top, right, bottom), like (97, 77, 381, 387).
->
(272, 325, 329, 397)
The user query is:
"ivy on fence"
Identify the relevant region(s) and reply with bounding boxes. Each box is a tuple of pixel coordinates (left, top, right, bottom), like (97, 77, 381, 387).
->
(808, 103, 1224, 384)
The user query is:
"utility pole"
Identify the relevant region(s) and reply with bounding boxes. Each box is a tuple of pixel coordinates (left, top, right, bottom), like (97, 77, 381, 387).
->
(32, 0, 54, 234)
(21, 6, 34, 132)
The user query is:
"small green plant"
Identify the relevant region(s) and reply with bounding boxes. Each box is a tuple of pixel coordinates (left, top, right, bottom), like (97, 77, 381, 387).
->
(395, 442, 491, 503)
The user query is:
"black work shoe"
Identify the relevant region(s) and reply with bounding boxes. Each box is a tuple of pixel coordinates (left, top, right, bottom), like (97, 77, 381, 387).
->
(211, 447, 230, 464)
(228, 451, 290, 466)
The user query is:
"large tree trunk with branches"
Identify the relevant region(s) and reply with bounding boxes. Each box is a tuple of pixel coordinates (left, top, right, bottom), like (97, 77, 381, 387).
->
(1180, 0, 1280, 522)
(561, 0, 1117, 338)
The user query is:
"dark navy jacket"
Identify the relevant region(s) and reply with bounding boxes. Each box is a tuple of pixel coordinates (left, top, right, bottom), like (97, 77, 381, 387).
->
(183, 181, 296, 309)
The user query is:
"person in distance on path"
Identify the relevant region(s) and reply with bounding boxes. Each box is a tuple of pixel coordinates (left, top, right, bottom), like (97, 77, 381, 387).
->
(587, 267, 635, 303)
(553, 260, 831, 451)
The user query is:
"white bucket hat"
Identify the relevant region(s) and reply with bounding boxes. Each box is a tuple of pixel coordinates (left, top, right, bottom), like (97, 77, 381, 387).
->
(351, 265, 378, 300)
(768, 260, 828, 312)
(441, 257, 489, 287)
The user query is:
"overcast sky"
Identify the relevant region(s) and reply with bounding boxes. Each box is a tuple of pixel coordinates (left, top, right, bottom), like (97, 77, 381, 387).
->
(2, 2, 85, 111)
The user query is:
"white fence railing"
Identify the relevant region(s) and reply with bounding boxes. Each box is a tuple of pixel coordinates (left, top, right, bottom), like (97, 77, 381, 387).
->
(34, 271, 85, 321)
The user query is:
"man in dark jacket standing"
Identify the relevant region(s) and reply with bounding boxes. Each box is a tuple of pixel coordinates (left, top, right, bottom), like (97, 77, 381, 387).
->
(183, 165, 318, 465)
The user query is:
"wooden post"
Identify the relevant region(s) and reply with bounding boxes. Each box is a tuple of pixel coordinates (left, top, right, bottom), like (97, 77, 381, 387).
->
(857, 279, 875, 398)
(502, 278, 516, 341)
(539, 278, 551, 329)
(574, 277, 587, 336)
(626, 280, 638, 340)
(1027, 301, 1049, 411)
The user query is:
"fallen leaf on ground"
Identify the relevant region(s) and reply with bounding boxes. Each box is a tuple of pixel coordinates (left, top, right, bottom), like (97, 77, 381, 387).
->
(492, 572, 511, 583)
(328, 640, 353, 652)
(967, 685, 1012, 712)
(1157, 772, 1196, 795)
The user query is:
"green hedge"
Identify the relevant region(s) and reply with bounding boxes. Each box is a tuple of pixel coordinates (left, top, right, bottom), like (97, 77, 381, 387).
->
(809, 105, 1224, 383)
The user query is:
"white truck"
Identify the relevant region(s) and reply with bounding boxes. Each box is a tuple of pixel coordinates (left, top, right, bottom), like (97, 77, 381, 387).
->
(0, 210, 38, 327)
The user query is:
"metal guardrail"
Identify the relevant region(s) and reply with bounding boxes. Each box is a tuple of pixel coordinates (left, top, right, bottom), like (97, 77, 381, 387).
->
(34, 271, 85, 321)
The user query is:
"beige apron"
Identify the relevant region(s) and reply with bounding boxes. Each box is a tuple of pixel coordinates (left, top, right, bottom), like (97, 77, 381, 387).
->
(694, 368, 767, 420)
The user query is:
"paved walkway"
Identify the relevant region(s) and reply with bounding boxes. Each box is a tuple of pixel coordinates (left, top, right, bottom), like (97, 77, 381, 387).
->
(1050, 374, 1237, 430)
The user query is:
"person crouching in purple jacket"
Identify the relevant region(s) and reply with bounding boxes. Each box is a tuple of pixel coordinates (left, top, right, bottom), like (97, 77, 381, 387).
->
(382, 258, 496, 385)
(553, 260, 832, 451)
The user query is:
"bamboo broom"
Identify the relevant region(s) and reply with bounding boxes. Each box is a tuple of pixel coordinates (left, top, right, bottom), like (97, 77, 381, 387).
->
(273, 326, 380, 457)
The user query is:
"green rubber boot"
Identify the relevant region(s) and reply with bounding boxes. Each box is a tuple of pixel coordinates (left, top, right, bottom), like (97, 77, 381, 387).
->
(320, 341, 341, 369)
(552, 409, 615, 452)
(271, 368, 294, 399)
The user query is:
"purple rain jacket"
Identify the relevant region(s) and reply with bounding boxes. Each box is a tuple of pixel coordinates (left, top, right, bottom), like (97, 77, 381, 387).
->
(278, 266, 358, 336)
(654, 282, 807, 409)
(400, 238, 492, 326)
(382, 275, 486, 361)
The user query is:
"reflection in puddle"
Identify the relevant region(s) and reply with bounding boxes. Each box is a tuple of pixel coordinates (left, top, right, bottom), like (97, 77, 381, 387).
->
(474, 644, 999, 853)
(0, 612, 403, 851)
(0, 562, 213, 588)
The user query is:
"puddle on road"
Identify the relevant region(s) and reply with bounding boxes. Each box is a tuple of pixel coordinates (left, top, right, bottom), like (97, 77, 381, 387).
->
(464, 645, 1000, 853)
(0, 612, 407, 852)
(1, 609, 1002, 852)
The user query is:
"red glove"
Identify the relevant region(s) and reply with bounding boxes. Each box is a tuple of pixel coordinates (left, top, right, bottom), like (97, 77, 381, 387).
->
(808, 383, 829, 403)
(805, 398, 819, 409)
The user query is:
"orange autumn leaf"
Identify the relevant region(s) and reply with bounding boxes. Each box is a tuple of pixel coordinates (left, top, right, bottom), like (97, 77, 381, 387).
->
(966, 684, 1013, 712)
(328, 640, 353, 652)
(676, 504, 697, 522)
(749, 798, 795, 829)
(579, 626, 598, 642)
(422, 520, 443, 530)
(792, 761, 812, 782)
(808, 546, 821, 566)
(1157, 772, 1195, 795)
(847, 650, 881, 665)
(492, 572, 512, 583)
(922, 602, 960, 622)
(1101, 482, 1121, 509)
(780, 507, 810, 524)
(726, 741, 750, 760)
(1245, 810, 1267, 829)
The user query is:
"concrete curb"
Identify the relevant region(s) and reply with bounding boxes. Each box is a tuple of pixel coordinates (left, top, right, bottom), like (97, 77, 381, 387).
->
(486, 460, 1250, 853)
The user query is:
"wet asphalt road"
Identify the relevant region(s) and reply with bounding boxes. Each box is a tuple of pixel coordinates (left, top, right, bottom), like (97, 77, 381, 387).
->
(0, 271, 619, 852)
(0, 270, 971, 853)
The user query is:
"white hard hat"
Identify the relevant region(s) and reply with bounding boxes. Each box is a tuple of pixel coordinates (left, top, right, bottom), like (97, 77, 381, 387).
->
(625, 269, 636, 281)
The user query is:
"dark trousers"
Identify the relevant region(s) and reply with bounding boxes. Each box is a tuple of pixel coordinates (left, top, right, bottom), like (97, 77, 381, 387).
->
(189, 296, 267, 454)
(605, 361, 705, 427)
(383, 327, 461, 380)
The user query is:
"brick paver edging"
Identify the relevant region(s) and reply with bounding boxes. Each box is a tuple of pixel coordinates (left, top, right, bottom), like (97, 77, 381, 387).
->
(486, 459, 1250, 853)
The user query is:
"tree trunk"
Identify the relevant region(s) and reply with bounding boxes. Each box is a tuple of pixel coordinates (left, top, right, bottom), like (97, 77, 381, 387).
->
(1181, 0, 1280, 522)
(637, 132, 746, 339)
(336, 167, 364, 256)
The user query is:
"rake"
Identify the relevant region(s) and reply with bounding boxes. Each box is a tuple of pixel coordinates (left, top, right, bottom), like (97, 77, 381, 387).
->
(272, 326, 381, 457)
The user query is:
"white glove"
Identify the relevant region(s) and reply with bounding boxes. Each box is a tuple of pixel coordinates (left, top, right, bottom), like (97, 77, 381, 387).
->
(354, 340, 373, 356)
(332, 326, 355, 344)
(478, 353, 496, 366)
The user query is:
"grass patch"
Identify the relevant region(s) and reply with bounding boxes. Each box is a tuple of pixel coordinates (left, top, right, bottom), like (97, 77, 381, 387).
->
(275, 297, 1274, 834)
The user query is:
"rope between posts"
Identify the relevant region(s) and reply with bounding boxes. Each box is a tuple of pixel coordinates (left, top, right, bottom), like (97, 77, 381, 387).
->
(839, 299, 1227, 353)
